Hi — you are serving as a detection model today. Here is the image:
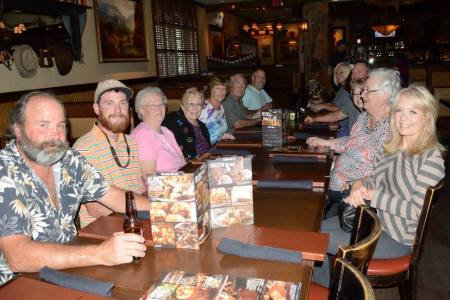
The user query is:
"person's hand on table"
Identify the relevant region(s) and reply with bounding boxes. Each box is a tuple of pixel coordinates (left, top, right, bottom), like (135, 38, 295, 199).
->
(304, 116, 315, 123)
(306, 137, 333, 147)
(222, 133, 235, 140)
(97, 232, 146, 265)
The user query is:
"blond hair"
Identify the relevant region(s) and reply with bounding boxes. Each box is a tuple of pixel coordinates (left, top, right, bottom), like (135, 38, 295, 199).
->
(384, 85, 445, 155)
(181, 87, 204, 107)
(333, 62, 352, 86)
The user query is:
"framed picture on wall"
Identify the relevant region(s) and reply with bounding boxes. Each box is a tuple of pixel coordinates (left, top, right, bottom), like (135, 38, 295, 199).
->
(333, 27, 346, 46)
(94, 0, 148, 62)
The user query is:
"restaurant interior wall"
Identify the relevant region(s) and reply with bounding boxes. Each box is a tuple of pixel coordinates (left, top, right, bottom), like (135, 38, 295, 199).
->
(0, 0, 157, 94)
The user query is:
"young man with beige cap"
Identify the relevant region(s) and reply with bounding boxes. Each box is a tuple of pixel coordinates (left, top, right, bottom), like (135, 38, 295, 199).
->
(74, 79, 147, 227)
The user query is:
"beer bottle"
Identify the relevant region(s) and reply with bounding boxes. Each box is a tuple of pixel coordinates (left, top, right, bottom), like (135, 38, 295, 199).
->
(123, 191, 143, 236)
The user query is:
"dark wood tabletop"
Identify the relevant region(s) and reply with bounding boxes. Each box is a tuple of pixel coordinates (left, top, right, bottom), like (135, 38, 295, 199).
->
(22, 124, 334, 300)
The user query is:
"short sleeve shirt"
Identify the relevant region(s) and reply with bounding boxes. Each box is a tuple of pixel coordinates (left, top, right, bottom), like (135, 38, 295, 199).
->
(0, 141, 109, 285)
(131, 123, 186, 172)
(222, 94, 247, 134)
(199, 101, 228, 144)
(242, 85, 272, 111)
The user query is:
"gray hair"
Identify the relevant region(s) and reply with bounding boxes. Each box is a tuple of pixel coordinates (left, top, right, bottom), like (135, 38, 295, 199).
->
(134, 86, 168, 120)
(368, 68, 401, 104)
(229, 73, 247, 86)
(5, 91, 65, 141)
(333, 62, 352, 86)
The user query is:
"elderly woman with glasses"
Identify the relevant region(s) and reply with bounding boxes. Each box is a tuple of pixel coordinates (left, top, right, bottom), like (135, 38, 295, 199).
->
(163, 87, 211, 160)
(350, 78, 365, 112)
(199, 77, 235, 144)
(307, 68, 401, 219)
(131, 87, 186, 177)
(313, 85, 445, 287)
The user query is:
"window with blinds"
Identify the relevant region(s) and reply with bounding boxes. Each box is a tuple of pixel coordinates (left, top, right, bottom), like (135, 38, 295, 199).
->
(153, 0, 200, 78)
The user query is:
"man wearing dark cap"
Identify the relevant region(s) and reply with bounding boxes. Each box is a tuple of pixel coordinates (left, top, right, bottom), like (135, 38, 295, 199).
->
(74, 79, 146, 227)
(330, 40, 349, 70)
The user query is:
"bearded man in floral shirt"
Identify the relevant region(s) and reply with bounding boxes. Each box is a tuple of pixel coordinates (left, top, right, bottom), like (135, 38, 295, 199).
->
(0, 91, 150, 285)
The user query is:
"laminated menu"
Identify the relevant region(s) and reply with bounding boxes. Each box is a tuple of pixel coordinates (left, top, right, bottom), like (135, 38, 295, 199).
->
(147, 164, 211, 249)
(139, 270, 301, 300)
(262, 109, 285, 147)
(207, 156, 254, 229)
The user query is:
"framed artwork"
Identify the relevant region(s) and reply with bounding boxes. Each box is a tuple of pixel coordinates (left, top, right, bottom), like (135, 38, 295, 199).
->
(94, 0, 148, 62)
(333, 27, 346, 46)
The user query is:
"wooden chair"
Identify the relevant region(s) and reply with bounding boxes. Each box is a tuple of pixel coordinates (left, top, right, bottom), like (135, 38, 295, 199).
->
(330, 258, 376, 300)
(367, 178, 445, 300)
(309, 257, 376, 300)
(308, 206, 382, 300)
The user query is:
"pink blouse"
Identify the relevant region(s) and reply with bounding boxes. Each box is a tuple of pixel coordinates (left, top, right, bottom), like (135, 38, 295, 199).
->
(131, 123, 186, 172)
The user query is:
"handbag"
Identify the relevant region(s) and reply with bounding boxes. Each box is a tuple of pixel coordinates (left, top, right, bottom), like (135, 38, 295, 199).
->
(337, 202, 357, 233)
(337, 201, 376, 233)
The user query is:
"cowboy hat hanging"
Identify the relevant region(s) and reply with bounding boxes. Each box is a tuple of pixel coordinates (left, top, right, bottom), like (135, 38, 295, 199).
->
(12, 44, 38, 78)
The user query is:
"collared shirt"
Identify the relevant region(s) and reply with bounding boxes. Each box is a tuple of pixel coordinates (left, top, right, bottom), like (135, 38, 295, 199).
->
(330, 112, 390, 191)
(73, 124, 145, 227)
(222, 94, 247, 134)
(242, 85, 272, 111)
(199, 101, 228, 144)
(0, 141, 109, 285)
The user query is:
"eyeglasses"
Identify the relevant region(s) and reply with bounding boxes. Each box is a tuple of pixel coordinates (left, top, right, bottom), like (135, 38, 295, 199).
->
(351, 92, 361, 97)
(143, 103, 166, 110)
(361, 87, 382, 95)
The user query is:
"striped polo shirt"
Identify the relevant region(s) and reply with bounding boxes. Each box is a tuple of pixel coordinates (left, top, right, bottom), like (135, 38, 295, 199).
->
(73, 124, 146, 227)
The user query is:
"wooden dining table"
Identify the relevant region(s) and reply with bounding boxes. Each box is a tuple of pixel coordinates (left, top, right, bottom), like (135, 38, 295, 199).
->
(17, 122, 337, 300)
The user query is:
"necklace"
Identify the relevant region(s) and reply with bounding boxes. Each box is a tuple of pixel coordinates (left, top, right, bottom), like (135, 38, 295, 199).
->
(100, 129, 131, 168)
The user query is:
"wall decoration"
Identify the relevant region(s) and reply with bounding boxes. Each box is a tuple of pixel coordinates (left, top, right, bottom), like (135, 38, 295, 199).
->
(94, 0, 148, 62)
(333, 27, 346, 46)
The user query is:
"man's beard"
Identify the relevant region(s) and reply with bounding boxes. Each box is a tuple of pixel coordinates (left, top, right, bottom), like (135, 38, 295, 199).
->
(98, 112, 130, 133)
(18, 130, 68, 166)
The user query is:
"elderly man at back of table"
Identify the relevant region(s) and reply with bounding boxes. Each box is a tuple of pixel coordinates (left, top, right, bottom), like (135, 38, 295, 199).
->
(73, 79, 146, 228)
(0, 91, 150, 286)
(222, 74, 261, 134)
(242, 69, 273, 111)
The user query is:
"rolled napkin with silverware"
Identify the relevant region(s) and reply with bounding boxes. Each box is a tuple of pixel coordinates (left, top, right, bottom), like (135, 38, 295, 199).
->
(271, 155, 321, 164)
(209, 147, 251, 157)
(256, 179, 313, 190)
(39, 266, 114, 297)
(218, 237, 302, 264)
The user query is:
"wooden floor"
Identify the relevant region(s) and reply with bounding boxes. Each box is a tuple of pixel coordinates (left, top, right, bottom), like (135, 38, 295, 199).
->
(374, 156, 450, 300)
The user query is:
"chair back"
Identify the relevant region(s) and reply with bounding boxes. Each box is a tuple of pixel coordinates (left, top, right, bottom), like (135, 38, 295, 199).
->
(337, 206, 382, 274)
(329, 257, 376, 300)
(411, 178, 445, 266)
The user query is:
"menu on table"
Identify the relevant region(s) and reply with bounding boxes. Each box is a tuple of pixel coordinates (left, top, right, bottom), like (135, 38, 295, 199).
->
(147, 164, 211, 249)
(207, 156, 254, 229)
(139, 270, 301, 300)
(262, 109, 285, 147)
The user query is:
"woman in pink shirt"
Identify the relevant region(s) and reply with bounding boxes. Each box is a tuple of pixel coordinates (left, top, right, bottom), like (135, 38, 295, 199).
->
(131, 87, 186, 179)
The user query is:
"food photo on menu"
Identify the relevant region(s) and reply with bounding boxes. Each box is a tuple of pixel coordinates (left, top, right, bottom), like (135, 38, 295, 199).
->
(139, 270, 301, 300)
(207, 156, 254, 229)
(147, 164, 211, 249)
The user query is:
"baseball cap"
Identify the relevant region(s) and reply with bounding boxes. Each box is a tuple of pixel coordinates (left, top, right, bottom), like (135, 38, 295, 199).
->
(94, 79, 134, 103)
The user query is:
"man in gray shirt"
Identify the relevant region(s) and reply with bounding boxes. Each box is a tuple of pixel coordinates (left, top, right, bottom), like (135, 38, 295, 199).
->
(222, 74, 261, 134)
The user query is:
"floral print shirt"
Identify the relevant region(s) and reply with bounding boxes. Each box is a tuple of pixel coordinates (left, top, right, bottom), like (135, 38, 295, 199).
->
(199, 101, 228, 144)
(0, 141, 109, 285)
(329, 112, 390, 191)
